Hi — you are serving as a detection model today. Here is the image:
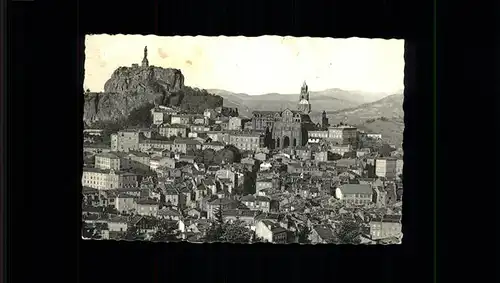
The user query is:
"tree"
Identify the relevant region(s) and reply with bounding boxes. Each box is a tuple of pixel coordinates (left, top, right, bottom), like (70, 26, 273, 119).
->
(203, 148, 216, 165)
(126, 103, 154, 128)
(221, 222, 253, 244)
(297, 225, 312, 244)
(215, 145, 241, 164)
(204, 207, 225, 242)
(151, 221, 180, 242)
(333, 221, 362, 244)
(331, 153, 342, 161)
(124, 226, 141, 241)
(243, 170, 257, 195)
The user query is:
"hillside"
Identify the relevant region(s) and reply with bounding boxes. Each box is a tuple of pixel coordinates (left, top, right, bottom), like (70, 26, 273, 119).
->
(311, 93, 405, 147)
(321, 93, 404, 125)
(357, 119, 405, 147)
(83, 66, 222, 126)
(208, 89, 365, 118)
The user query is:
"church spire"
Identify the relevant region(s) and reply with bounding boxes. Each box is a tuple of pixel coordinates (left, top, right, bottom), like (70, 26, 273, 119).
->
(142, 46, 149, 68)
(298, 80, 311, 114)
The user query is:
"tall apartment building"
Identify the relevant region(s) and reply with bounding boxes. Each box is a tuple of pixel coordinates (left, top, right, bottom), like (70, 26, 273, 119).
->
(111, 130, 140, 152)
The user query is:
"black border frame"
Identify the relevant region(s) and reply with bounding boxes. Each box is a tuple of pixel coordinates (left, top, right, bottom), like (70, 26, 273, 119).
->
(6, 0, 438, 282)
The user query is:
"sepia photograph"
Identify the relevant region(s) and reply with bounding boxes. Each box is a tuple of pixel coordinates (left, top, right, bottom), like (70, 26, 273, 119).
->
(82, 35, 404, 244)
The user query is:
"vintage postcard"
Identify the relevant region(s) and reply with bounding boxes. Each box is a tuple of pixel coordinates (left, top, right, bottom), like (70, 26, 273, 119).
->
(82, 35, 404, 244)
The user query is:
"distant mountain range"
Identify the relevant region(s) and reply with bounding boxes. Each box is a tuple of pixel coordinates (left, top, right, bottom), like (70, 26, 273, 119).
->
(208, 88, 391, 118)
(323, 93, 404, 125)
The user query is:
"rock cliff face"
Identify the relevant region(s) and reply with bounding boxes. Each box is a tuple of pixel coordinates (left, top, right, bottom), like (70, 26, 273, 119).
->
(103, 66, 184, 94)
(83, 66, 223, 126)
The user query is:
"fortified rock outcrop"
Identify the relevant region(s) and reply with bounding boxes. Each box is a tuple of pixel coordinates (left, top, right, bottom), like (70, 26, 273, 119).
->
(83, 65, 223, 126)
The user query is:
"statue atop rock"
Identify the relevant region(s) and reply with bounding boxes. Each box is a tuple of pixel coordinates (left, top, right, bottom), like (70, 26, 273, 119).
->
(141, 46, 149, 68)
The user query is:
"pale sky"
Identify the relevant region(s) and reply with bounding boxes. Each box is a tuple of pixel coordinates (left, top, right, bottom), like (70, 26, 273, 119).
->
(84, 35, 404, 96)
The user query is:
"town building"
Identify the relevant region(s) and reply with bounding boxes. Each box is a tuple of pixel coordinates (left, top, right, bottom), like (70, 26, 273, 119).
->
(327, 125, 358, 148)
(309, 225, 336, 244)
(202, 141, 225, 151)
(308, 130, 329, 144)
(256, 179, 273, 194)
(151, 105, 177, 125)
(205, 131, 230, 144)
(255, 219, 288, 243)
(159, 124, 189, 138)
(171, 115, 192, 125)
(367, 215, 402, 240)
(228, 117, 243, 131)
(115, 193, 137, 213)
(375, 158, 398, 179)
(222, 209, 261, 226)
(111, 130, 140, 152)
(206, 198, 240, 220)
(336, 184, 374, 205)
(82, 168, 138, 190)
(204, 108, 217, 119)
(95, 152, 122, 170)
(228, 132, 265, 151)
(314, 150, 334, 162)
(136, 199, 160, 216)
(240, 195, 271, 213)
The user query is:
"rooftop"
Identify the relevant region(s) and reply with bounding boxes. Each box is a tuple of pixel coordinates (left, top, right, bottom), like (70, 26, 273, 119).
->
(161, 123, 188, 129)
(136, 198, 159, 205)
(313, 225, 335, 242)
(340, 184, 373, 194)
(95, 152, 120, 159)
(223, 209, 260, 218)
(208, 198, 238, 206)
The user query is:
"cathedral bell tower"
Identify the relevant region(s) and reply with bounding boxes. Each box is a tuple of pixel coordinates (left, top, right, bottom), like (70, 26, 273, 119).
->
(141, 46, 149, 68)
(298, 81, 311, 114)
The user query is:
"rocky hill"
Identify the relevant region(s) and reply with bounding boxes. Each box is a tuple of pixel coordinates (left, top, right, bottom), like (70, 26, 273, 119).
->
(208, 89, 365, 118)
(84, 66, 222, 126)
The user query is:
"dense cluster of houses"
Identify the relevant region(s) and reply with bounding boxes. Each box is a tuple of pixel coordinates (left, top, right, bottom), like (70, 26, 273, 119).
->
(83, 102, 404, 244)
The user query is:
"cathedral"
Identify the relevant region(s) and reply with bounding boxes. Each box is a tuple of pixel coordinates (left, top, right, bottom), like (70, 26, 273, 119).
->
(251, 81, 320, 149)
